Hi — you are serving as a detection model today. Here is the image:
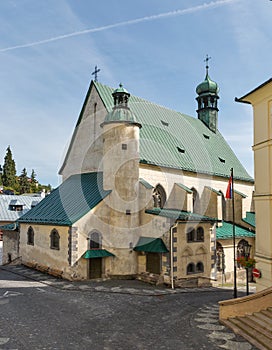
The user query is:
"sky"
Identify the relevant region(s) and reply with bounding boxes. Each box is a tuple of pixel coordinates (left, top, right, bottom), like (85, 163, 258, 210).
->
(0, 0, 271, 188)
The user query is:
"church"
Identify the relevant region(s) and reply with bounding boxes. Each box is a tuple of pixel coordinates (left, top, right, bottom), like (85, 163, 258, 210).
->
(18, 64, 255, 286)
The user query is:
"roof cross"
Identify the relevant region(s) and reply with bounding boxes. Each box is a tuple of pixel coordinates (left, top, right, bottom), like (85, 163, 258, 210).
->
(92, 65, 101, 82)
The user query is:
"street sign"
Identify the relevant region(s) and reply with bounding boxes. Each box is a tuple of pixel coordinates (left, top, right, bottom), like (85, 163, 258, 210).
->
(252, 268, 261, 278)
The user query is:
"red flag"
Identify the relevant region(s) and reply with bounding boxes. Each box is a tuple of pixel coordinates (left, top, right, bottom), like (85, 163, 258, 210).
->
(226, 176, 232, 199)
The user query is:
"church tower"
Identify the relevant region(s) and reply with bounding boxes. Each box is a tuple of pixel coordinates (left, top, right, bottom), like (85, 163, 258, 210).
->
(101, 84, 141, 212)
(196, 57, 219, 133)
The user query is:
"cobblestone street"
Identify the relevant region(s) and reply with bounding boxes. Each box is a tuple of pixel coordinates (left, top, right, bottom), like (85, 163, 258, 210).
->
(0, 265, 257, 350)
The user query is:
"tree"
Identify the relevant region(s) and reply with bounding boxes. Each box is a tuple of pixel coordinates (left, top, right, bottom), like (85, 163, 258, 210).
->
(30, 169, 38, 193)
(19, 168, 30, 194)
(2, 146, 17, 189)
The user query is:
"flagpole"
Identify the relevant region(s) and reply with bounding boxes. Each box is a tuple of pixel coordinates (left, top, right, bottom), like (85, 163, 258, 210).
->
(231, 167, 237, 298)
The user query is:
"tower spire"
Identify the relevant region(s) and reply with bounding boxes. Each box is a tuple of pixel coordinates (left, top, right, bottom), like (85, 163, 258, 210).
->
(196, 57, 219, 133)
(204, 55, 211, 76)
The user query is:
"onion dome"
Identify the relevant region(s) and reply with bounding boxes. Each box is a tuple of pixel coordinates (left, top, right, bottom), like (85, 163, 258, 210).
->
(196, 73, 219, 95)
(102, 84, 141, 127)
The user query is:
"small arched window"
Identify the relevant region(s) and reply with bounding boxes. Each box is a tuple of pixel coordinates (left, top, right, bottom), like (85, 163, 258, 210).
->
(27, 226, 34, 245)
(187, 263, 195, 275)
(196, 227, 204, 242)
(196, 262, 204, 273)
(50, 229, 60, 250)
(187, 227, 195, 242)
(90, 232, 102, 249)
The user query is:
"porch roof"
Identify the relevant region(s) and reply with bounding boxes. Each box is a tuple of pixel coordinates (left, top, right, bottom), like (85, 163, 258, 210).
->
(82, 249, 115, 259)
(134, 237, 169, 253)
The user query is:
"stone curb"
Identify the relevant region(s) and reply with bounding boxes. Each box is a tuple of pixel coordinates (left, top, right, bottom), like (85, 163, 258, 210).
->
(0, 265, 248, 297)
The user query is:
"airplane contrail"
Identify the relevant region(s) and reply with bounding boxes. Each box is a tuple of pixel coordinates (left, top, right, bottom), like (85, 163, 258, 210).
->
(0, 0, 237, 53)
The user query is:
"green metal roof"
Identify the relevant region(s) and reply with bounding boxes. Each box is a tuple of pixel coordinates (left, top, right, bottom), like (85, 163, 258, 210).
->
(18, 172, 111, 226)
(83, 249, 115, 258)
(104, 107, 140, 125)
(242, 212, 255, 228)
(139, 178, 154, 189)
(134, 236, 168, 253)
(176, 183, 193, 193)
(205, 186, 222, 195)
(216, 222, 255, 239)
(93, 81, 253, 182)
(145, 208, 218, 222)
(0, 222, 18, 231)
(234, 189, 247, 198)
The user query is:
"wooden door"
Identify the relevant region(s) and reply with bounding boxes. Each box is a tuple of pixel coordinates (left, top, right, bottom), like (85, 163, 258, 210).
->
(89, 258, 102, 279)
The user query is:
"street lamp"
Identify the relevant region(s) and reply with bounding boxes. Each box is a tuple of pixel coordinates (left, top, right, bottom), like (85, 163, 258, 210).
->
(244, 243, 252, 295)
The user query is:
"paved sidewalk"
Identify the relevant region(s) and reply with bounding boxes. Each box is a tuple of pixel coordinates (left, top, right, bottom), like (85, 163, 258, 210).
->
(0, 264, 255, 296)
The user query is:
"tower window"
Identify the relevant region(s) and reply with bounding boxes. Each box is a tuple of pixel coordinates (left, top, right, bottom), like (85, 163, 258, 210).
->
(122, 144, 127, 150)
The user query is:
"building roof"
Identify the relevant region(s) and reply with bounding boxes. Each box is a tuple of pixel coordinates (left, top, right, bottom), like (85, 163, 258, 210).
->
(145, 208, 218, 222)
(176, 183, 193, 193)
(242, 212, 255, 228)
(216, 222, 255, 239)
(205, 186, 222, 195)
(18, 172, 111, 226)
(93, 81, 252, 182)
(0, 195, 43, 222)
(0, 222, 18, 231)
(139, 178, 154, 189)
(235, 78, 272, 104)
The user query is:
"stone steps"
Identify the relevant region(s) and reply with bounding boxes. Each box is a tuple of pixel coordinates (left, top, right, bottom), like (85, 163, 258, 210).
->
(223, 307, 272, 350)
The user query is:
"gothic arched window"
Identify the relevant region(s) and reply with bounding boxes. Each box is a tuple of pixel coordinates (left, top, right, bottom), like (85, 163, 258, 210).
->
(50, 229, 60, 250)
(153, 184, 166, 209)
(237, 239, 249, 268)
(27, 226, 34, 245)
(216, 242, 225, 272)
(191, 187, 199, 213)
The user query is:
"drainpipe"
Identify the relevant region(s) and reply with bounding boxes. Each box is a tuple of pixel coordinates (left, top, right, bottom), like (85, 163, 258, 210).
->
(170, 223, 178, 290)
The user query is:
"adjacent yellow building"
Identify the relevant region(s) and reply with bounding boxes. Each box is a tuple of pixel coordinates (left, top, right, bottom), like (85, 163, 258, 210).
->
(236, 78, 272, 291)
